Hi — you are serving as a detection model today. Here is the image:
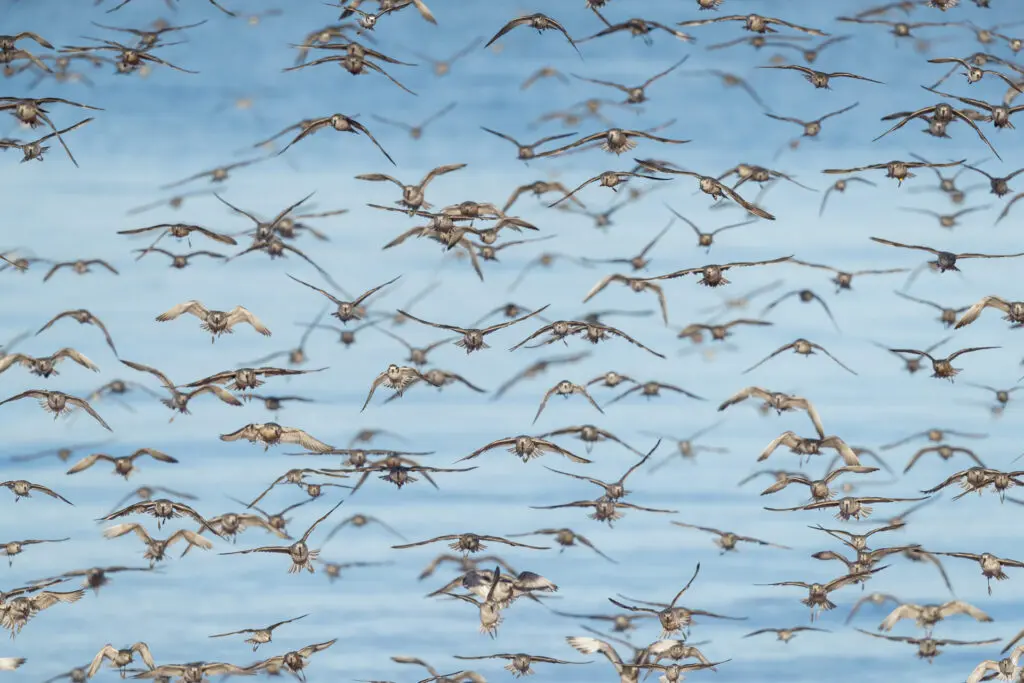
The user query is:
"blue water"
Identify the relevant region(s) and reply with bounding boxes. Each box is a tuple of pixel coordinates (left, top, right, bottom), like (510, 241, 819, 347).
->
(1, 1, 1023, 682)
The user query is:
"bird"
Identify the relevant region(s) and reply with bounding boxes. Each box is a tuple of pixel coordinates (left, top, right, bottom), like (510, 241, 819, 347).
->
(453, 653, 589, 678)
(0, 390, 111, 430)
(155, 301, 272, 342)
(758, 64, 883, 89)
(885, 346, 999, 381)
(744, 339, 857, 375)
(208, 614, 309, 651)
(392, 533, 549, 555)
(220, 423, 334, 453)
(634, 160, 776, 219)
(219, 500, 345, 573)
(485, 14, 580, 55)
(35, 309, 119, 356)
(671, 522, 791, 553)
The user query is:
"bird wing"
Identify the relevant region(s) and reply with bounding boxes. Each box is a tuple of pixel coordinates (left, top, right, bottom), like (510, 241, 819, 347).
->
(65, 395, 112, 431)
(156, 300, 209, 322)
(280, 428, 334, 453)
(225, 307, 272, 335)
(52, 347, 100, 371)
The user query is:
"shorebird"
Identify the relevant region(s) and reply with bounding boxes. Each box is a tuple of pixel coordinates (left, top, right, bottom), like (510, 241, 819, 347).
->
(393, 533, 549, 555)
(760, 466, 880, 501)
(86, 643, 156, 678)
(220, 423, 333, 453)
(458, 435, 591, 465)
(208, 614, 309, 651)
(155, 301, 271, 342)
(744, 339, 857, 375)
(759, 567, 887, 621)
(0, 390, 111, 430)
(743, 627, 830, 643)
(102, 524, 212, 565)
(670, 522, 790, 553)
(886, 345, 999, 381)
(932, 551, 1024, 594)
(878, 600, 992, 633)
(220, 501, 344, 573)
(452, 653, 590, 677)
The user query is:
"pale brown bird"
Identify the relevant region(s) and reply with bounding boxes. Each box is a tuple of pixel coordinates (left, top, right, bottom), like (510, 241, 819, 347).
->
(410, 38, 481, 78)
(583, 275, 670, 325)
(361, 364, 430, 411)
(458, 435, 591, 465)
(160, 156, 270, 190)
(757, 567, 888, 621)
(506, 528, 615, 563)
(101, 498, 218, 533)
(288, 273, 400, 324)
(886, 346, 999, 381)
(677, 14, 829, 36)
(759, 64, 883, 89)
(399, 305, 549, 354)
(155, 301, 271, 342)
(0, 390, 111, 430)
(0, 118, 94, 166)
(209, 614, 309, 652)
(765, 495, 927, 522)
(219, 502, 344, 574)
(452, 652, 589, 677)
(789, 259, 908, 293)
(276, 113, 395, 164)
(761, 289, 840, 331)
(605, 381, 705, 407)
(760, 466, 880, 501)
(246, 639, 338, 680)
(744, 339, 857, 375)
(634, 160, 776, 219)
(66, 448, 177, 478)
(533, 380, 604, 424)
(42, 258, 118, 282)
(903, 445, 985, 473)
(572, 57, 689, 105)
(818, 177, 877, 216)
(530, 497, 677, 526)
(824, 159, 965, 186)
(119, 359, 243, 416)
(102, 523, 213, 565)
(744, 626, 830, 643)
(0, 479, 71, 505)
(544, 446, 657, 502)
(536, 128, 691, 158)
(86, 643, 157, 679)
(758, 432, 864, 468)
(671, 521, 790, 553)
(356, 164, 466, 213)
(34, 309, 118, 356)
(182, 366, 324, 393)
(480, 128, 578, 162)
(933, 551, 1024, 594)
(0, 348, 99, 379)
(956, 296, 1024, 329)
(322, 513, 407, 543)
(878, 600, 992, 633)
(635, 255, 793, 288)
(668, 206, 756, 252)
(547, 171, 670, 208)
(393, 533, 549, 555)
(117, 222, 238, 257)
(485, 14, 580, 55)
(220, 423, 333, 453)
(609, 564, 748, 636)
